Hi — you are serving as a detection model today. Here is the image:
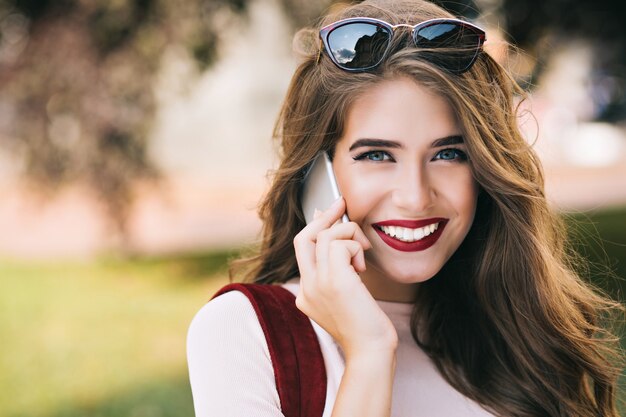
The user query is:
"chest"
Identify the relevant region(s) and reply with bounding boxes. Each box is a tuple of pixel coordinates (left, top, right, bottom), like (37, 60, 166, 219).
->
(320, 332, 495, 417)
(390, 344, 495, 417)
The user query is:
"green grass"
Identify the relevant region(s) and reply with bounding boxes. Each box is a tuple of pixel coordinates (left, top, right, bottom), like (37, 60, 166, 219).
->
(0, 208, 624, 417)
(0, 252, 236, 417)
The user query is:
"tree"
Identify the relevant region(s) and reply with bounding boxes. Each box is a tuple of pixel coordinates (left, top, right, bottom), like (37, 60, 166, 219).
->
(1, 0, 622, 246)
(500, 0, 626, 121)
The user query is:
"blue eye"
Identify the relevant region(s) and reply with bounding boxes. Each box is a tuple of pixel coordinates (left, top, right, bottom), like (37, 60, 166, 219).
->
(434, 148, 468, 161)
(353, 150, 393, 162)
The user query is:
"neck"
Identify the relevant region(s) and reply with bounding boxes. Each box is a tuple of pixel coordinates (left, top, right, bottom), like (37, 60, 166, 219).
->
(359, 263, 419, 303)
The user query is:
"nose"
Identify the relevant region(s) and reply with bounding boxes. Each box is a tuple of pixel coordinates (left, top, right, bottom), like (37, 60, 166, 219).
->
(391, 163, 435, 214)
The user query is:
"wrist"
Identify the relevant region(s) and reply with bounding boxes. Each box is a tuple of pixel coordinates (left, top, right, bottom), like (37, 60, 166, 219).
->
(343, 349, 397, 382)
(344, 344, 397, 365)
(344, 334, 398, 359)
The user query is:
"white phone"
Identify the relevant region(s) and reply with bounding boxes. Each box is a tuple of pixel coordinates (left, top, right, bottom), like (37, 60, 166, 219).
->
(301, 151, 350, 224)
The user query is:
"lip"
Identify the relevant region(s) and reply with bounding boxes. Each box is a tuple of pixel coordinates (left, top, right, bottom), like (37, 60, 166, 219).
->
(372, 218, 449, 252)
(374, 218, 447, 228)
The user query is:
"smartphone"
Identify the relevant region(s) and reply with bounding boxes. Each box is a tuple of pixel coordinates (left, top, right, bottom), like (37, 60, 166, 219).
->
(300, 151, 349, 224)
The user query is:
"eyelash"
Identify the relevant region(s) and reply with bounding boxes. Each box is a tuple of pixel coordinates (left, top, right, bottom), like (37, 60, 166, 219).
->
(352, 148, 468, 163)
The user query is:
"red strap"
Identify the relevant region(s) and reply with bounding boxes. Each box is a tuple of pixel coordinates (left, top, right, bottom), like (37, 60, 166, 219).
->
(212, 283, 327, 417)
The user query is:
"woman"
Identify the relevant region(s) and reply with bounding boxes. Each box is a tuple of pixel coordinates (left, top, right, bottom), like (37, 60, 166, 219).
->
(187, 1, 623, 416)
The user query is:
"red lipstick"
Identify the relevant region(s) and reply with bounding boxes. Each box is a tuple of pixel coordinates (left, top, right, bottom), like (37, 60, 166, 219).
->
(372, 218, 448, 252)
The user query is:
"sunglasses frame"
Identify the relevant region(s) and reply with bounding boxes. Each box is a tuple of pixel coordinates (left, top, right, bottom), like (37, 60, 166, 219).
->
(319, 17, 486, 74)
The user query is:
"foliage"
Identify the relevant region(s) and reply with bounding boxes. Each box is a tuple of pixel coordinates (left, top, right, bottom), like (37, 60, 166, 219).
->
(500, 0, 626, 121)
(0, 0, 352, 242)
(566, 207, 626, 302)
(0, 0, 255, 238)
(0, 0, 625, 244)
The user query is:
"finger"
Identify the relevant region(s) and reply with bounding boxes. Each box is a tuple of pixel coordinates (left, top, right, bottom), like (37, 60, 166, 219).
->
(293, 229, 317, 280)
(316, 231, 368, 281)
(294, 202, 344, 281)
(315, 222, 370, 281)
(336, 240, 367, 273)
(327, 240, 366, 277)
(316, 221, 372, 251)
(353, 248, 366, 273)
(299, 198, 346, 242)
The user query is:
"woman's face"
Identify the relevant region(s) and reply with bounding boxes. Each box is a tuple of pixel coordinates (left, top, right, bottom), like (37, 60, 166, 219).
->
(332, 76, 479, 302)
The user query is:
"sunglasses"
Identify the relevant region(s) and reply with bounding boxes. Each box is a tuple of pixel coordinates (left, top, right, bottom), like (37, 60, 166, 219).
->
(319, 17, 486, 74)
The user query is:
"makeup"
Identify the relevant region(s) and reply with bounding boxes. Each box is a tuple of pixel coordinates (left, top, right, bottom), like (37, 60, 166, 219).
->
(372, 218, 448, 252)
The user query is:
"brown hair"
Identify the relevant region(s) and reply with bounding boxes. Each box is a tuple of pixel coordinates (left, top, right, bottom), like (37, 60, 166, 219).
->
(231, 1, 624, 415)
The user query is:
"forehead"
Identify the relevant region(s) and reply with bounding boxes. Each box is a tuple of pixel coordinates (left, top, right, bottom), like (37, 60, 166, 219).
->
(340, 77, 460, 146)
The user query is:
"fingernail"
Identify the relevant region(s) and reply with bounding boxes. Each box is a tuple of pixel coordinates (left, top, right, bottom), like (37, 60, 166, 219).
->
(331, 197, 343, 208)
(313, 209, 321, 219)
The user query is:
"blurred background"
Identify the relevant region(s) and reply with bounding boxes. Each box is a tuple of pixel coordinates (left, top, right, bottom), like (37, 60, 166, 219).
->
(0, 0, 624, 416)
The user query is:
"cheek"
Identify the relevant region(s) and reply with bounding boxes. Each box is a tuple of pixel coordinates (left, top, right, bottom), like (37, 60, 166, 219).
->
(341, 177, 374, 222)
(337, 170, 387, 223)
(429, 164, 477, 208)
(442, 171, 478, 225)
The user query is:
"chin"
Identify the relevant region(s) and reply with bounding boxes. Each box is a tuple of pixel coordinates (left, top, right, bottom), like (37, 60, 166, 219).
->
(372, 261, 440, 284)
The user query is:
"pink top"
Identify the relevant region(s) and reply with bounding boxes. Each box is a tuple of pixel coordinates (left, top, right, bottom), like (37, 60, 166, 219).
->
(187, 278, 496, 416)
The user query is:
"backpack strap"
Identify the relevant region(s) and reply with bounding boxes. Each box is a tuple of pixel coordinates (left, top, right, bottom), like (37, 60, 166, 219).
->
(211, 283, 327, 417)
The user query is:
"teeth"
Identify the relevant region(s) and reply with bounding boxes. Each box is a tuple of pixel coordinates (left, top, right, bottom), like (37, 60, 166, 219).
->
(379, 222, 440, 242)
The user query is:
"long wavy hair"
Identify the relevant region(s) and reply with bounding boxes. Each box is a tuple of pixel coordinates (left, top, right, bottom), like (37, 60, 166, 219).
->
(231, 0, 624, 415)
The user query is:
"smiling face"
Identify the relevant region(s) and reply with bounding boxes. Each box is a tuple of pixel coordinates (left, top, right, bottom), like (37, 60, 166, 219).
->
(332, 76, 479, 302)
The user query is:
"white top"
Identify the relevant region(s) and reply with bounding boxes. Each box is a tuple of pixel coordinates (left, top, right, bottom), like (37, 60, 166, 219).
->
(187, 278, 496, 417)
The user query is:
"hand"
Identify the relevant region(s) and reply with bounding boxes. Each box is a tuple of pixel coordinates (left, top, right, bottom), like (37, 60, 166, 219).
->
(293, 197, 398, 359)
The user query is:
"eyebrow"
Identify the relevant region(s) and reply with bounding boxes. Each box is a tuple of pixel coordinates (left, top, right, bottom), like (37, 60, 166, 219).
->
(348, 135, 464, 151)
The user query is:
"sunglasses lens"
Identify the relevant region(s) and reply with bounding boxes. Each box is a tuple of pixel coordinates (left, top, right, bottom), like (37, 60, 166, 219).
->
(414, 23, 482, 73)
(327, 23, 391, 70)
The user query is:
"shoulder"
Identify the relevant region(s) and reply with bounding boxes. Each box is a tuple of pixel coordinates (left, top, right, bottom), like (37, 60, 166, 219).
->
(186, 288, 283, 415)
(190, 290, 253, 325)
(188, 279, 300, 339)
(187, 289, 269, 354)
